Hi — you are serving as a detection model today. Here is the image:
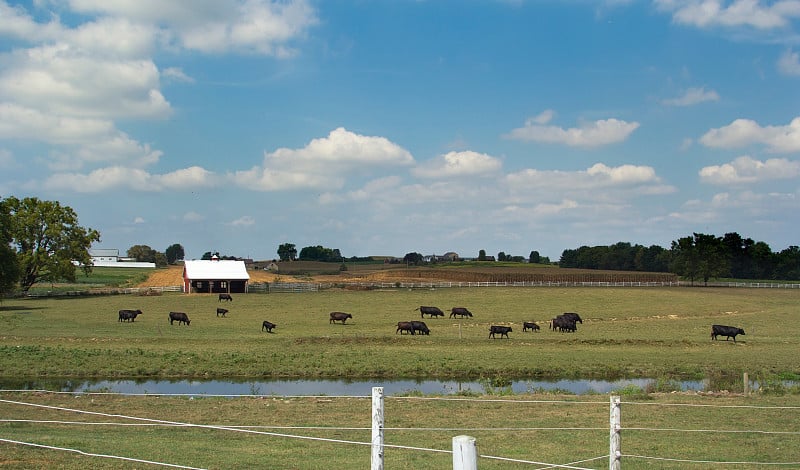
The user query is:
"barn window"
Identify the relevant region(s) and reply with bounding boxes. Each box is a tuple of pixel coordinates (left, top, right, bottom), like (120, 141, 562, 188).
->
(220, 281, 228, 289)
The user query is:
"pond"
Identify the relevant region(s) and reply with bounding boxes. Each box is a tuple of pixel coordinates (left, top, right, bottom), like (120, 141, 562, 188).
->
(0, 377, 709, 396)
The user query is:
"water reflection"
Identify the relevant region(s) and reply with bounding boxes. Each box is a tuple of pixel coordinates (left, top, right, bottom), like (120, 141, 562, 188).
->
(0, 377, 706, 396)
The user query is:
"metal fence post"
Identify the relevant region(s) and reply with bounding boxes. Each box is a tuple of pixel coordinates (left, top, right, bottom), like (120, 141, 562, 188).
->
(453, 435, 477, 470)
(609, 395, 621, 470)
(372, 387, 384, 470)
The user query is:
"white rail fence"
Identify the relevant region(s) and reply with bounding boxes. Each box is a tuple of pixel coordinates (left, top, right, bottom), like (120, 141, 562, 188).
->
(2, 389, 800, 469)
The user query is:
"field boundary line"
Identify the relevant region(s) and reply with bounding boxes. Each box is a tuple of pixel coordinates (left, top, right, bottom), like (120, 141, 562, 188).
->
(625, 426, 800, 435)
(621, 400, 800, 409)
(0, 437, 205, 469)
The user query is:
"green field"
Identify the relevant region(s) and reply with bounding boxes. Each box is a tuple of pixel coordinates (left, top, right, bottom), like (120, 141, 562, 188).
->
(1, 286, 798, 381)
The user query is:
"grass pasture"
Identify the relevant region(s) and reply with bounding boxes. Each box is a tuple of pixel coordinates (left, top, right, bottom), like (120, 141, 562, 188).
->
(0, 286, 798, 381)
(1, 391, 799, 469)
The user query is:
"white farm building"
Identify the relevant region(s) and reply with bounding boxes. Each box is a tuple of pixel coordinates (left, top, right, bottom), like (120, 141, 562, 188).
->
(182, 259, 250, 294)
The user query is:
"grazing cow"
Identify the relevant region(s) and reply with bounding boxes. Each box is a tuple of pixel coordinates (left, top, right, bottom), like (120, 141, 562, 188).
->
(118, 309, 142, 322)
(551, 316, 577, 333)
(329, 312, 353, 324)
(168, 311, 190, 326)
(489, 325, 512, 339)
(416, 306, 445, 319)
(450, 307, 473, 318)
(711, 324, 745, 342)
(216, 308, 228, 317)
(522, 321, 540, 332)
(261, 320, 276, 333)
(218, 293, 233, 302)
(411, 321, 430, 335)
(396, 321, 416, 335)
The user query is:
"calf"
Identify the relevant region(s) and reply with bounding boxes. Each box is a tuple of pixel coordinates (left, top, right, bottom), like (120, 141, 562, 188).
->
(216, 308, 228, 317)
(118, 309, 142, 322)
(329, 312, 353, 324)
(261, 320, 276, 333)
(218, 293, 233, 302)
(168, 311, 190, 326)
(411, 321, 430, 335)
(396, 321, 415, 335)
(416, 306, 445, 319)
(522, 321, 540, 332)
(489, 325, 512, 339)
(711, 324, 745, 342)
(450, 307, 473, 318)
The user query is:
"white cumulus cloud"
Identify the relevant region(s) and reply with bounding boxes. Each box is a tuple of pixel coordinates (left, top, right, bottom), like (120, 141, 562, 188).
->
(699, 155, 800, 184)
(412, 151, 502, 178)
(700, 117, 800, 153)
(504, 113, 640, 147)
(655, 0, 800, 30)
(234, 127, 414, 191)
(778, 49, 800, 76)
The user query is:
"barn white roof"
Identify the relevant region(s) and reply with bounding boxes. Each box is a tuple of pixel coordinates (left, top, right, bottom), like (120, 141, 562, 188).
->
(183, 260, 250, 280)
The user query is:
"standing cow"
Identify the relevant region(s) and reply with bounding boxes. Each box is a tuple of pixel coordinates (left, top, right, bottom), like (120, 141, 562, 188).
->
(261, 320, 276, 333)
(169, 311, 190, 326)
(329, 312, 353, 324)
(489, 325, 512, 339)
(396, 321, 416, 335)
(216, 308, 228, 317)
(411, 321, 430, 335)
(522, 321, 540, 332)
(450, 307, 473, 318)
(219, 293, 233, 302)
(416, 306, 445, 319)
(711, 324, 745, 342)
(118, 309, 142, 322)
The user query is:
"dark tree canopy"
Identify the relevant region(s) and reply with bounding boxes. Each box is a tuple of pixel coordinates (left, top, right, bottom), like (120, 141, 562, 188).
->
(403, 252, 424, 266)
(165, 243, 185, 265)
(277, 243, 297, 261)
(478, 249, 487, 261)
(0, 199, 20, 295)
(298, 245, 342, 262)
(4, 196, 100, 292)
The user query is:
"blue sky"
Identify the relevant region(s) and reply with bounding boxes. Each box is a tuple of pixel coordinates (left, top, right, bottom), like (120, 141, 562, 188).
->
(1, 0, 799, 261)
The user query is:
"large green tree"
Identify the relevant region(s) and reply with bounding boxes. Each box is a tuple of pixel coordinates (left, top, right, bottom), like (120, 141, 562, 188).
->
(165, 243, 185, 264)
(277, 243, 297, 261)
(5, 196, 100, 292)
(0, 199, 20, 295)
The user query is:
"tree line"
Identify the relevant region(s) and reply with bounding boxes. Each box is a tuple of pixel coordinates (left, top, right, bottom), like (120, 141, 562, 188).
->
(559, 233, 800, 283)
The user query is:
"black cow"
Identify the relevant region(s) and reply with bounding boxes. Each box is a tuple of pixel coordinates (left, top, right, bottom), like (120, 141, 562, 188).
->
(261, 320, 276, 333)
(216, 308, 228, 317)
(218, 293, 233, 302)
(396, 321, 415, 335)
(489, 325, 512, 339)
(411, 321, 430, 335)
(450, 307, 473, 318)
(118, 309, 142, 322)
(551, 316, 577, 333)
(522, 321, 540, 332)
(168, 311, 190, 326)
(560, 312, 583, 324)
(329, 312, 353, 324)
(711, 324, 745, 342)
(416, 306, 445, 319)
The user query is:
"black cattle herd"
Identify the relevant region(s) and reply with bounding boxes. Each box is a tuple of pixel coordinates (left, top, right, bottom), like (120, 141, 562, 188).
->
(116, 296, 746, 342)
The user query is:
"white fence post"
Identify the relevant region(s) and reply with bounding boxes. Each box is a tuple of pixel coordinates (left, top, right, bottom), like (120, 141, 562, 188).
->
(609, 395, 621, 470)
(453, 435, 478, 470)
(371, 387, 384, 470)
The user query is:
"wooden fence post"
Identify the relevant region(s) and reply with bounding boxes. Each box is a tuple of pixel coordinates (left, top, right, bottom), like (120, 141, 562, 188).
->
(609, 395, 621, 470)
(452, 435, 477, 470)
(371, 387, 384, 470)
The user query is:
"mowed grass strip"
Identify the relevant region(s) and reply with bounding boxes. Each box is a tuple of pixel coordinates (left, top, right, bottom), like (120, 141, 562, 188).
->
(0, 287, 798, 379)
(0, 392, 799, 469)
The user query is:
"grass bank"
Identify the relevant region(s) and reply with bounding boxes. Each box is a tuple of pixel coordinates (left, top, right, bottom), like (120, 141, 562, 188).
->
(1, 287, 798, 381)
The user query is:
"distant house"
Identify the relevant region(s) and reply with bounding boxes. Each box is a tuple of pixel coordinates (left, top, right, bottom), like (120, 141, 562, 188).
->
(441, 252, 459, 261)
(183, 259, 250, 294)
(87, 249, 156, 268)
